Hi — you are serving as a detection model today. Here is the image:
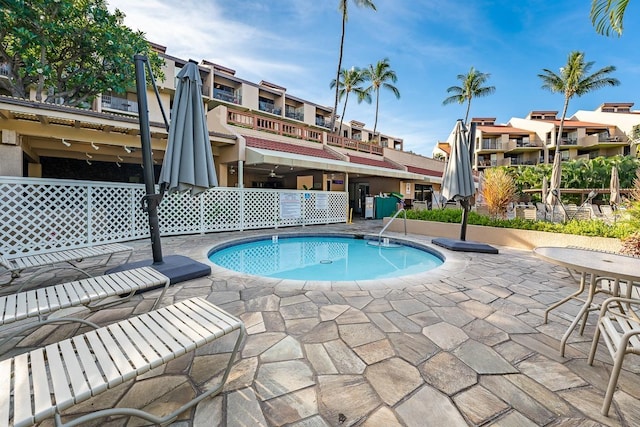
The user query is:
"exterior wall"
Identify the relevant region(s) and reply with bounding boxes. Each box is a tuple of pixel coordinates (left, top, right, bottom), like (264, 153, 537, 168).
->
(573, 110, 640, 136)
(242, 83, 259, 110)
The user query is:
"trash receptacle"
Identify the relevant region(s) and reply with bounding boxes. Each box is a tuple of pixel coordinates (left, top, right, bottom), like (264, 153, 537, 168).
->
(374, 196, 397, 219)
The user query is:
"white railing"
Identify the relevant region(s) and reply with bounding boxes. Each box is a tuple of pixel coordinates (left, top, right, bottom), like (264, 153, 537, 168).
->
(0, 177, 348, 255)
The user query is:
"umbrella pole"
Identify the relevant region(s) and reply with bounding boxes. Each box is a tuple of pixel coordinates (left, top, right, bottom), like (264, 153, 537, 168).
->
(134, 54, 163, 264)
(460, 199, 469, 241)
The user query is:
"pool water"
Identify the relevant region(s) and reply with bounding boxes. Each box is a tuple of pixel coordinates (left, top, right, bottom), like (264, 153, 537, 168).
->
(208, 235, 443, 281)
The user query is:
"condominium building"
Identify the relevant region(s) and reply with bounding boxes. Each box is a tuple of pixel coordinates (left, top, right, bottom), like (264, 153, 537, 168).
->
(472, 103, 635, 170)
(0, 43, 444, 215)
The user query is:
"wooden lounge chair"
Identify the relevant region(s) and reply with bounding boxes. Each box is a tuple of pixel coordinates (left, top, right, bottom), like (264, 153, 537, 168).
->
(1, 297, 245, 427)
(0, 243, 133, 289)
(0, 267, 170, 350)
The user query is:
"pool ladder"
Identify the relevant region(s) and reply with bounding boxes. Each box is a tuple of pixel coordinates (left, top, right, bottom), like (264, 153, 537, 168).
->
(378, 208, 407, 245)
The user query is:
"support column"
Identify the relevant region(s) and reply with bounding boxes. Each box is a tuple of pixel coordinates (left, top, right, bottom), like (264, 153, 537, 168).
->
(0, 130, 23, 176)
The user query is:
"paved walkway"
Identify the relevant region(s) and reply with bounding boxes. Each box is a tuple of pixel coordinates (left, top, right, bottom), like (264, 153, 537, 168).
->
(2, 220, 640, 426)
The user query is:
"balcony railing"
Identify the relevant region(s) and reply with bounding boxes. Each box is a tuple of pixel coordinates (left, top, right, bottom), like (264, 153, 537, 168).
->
(101, 94, 138, 114)
(285, 111, 304, 121)
(315, 117, 331, 129)
(327, 134, 383, 155)
(480, 140, 504, 150)
(227, 109, 321, 143)
(213, 88, 241, 105)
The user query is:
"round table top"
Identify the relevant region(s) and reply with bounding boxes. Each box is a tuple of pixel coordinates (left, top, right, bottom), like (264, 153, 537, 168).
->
(534, 246, 640, 283)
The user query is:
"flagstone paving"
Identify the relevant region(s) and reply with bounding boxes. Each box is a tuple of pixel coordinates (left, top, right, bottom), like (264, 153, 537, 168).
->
(2, 219, 640, 426)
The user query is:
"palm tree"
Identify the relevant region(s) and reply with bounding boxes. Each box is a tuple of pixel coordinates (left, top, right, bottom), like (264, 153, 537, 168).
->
(329, 0, 376, 133)
(538, 51, 620, 156)
(591, 0, 629, 36)
(363, 58, 400, 140)
(330, 67, 371, 137)
(442, 67, 495, 126)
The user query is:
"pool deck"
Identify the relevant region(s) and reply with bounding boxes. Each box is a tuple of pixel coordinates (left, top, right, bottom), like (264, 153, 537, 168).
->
(2, 219, 640, 426)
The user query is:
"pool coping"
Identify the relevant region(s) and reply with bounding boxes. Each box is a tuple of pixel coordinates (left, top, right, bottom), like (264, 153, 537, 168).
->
(203, 230, 471, 291)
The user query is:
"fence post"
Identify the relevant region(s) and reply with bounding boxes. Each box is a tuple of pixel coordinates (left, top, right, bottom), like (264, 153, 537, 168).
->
(87, 185, 93, 245)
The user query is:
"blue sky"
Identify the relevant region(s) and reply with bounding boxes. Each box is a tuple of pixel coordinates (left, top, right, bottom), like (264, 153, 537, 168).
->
(108, 0, 640, 157)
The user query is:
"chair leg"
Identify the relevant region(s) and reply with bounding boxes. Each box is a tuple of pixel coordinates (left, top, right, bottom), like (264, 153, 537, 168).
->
(588, 325, 602, 366)
(602, 345, 628, 416)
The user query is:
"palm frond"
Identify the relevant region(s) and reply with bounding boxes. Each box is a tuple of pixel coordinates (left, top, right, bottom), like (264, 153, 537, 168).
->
(591, 0, 628, 36)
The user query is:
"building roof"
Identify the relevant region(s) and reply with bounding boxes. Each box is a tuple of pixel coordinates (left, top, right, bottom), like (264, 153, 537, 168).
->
(348, 155, 404, 170)
(244, 136, 341, 160)
(540, 119, 610, 128)
(477, 124, 530, 134)
(406, 165, 443, 178)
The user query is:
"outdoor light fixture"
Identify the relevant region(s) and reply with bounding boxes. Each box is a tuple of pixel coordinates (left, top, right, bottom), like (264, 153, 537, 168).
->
(124, 145, 132, 153)
(85, 152, 93, 159)
(116, 161, 121, 167)
(117, 155, 124, 162)
(61, 138, 71, 147)
(86, 159, 92, 165)
(91, 142, 99, 150)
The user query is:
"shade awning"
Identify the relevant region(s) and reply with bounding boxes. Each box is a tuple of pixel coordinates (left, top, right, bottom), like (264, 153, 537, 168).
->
(245, 147, 440, 182)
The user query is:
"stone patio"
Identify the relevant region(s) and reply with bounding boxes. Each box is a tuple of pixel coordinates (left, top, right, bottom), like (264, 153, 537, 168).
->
(2, 219, 640, 426)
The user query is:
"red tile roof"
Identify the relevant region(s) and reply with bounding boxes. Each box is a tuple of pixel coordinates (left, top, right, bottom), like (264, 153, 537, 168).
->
(477, 125, 530, 134)
(407, 165, 444, 177)
(348, 155, 404, 170)
(244, 136, 341, 160)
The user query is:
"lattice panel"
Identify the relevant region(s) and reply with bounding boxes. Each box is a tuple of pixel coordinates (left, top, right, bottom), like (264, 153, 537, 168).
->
(243, 190, 280, 229)
(90, 186, 137, 243)
(158, 191, 201, 235)
(1, 178, 348, 255)
(0, 181, 89, 254)
(202, 189, 242, 231)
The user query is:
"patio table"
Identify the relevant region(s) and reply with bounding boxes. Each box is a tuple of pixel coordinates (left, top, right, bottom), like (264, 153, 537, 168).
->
(533, 246, 640, 357)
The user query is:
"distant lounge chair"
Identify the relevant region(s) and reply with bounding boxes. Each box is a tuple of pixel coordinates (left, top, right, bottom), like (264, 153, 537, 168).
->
(0, 266, 171, 349)
(1, 243, 133, 289)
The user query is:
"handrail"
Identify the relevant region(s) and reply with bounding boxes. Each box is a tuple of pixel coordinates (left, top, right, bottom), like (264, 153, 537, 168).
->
(378, 208, 406, 245)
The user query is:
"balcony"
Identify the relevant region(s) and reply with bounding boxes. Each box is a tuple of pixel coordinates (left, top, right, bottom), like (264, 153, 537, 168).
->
(213, 88, 241, 105)
(508, 158, 537, 166)
(101, 94, 138, 114)
(479, 139, 506, 151)
(285, 111, 304, 121)
(285, 105, 304, 122)
(315, 117, 331, 129)
(259, 100, 281, 115)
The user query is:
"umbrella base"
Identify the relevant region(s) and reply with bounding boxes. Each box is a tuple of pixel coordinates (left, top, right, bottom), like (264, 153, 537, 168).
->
(432, 238, 498, 254)
(106, 255, 211, 286)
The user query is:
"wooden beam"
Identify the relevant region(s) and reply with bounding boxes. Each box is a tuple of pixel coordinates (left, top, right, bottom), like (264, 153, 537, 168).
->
(37, 114, 49, 125)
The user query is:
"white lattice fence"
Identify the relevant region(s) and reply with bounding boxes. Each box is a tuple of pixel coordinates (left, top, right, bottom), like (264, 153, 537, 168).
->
(0, 177, 347, 255)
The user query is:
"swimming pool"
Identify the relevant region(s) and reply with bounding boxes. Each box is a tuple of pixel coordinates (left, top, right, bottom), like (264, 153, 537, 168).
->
(208, 235, 444, 281)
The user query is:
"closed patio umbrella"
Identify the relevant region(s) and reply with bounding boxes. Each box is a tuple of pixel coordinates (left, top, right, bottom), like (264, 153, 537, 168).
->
(432, 121, 496, 253)
(159, 60, 218, 196)
(108, 56, 213, 284)
(610, 166, 621, 207)
(441, 119, 475, 240)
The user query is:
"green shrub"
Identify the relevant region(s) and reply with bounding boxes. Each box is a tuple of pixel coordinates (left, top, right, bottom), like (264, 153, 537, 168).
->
(402, 208, 631, 239)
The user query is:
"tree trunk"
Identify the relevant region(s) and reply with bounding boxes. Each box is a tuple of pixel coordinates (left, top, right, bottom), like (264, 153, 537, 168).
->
(464, 97, 472, 126)
(372, 88, 380, 139)
(330, 14, 347, 134)
(338, 91, 349, 138)
(35, 45, 47, 102)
